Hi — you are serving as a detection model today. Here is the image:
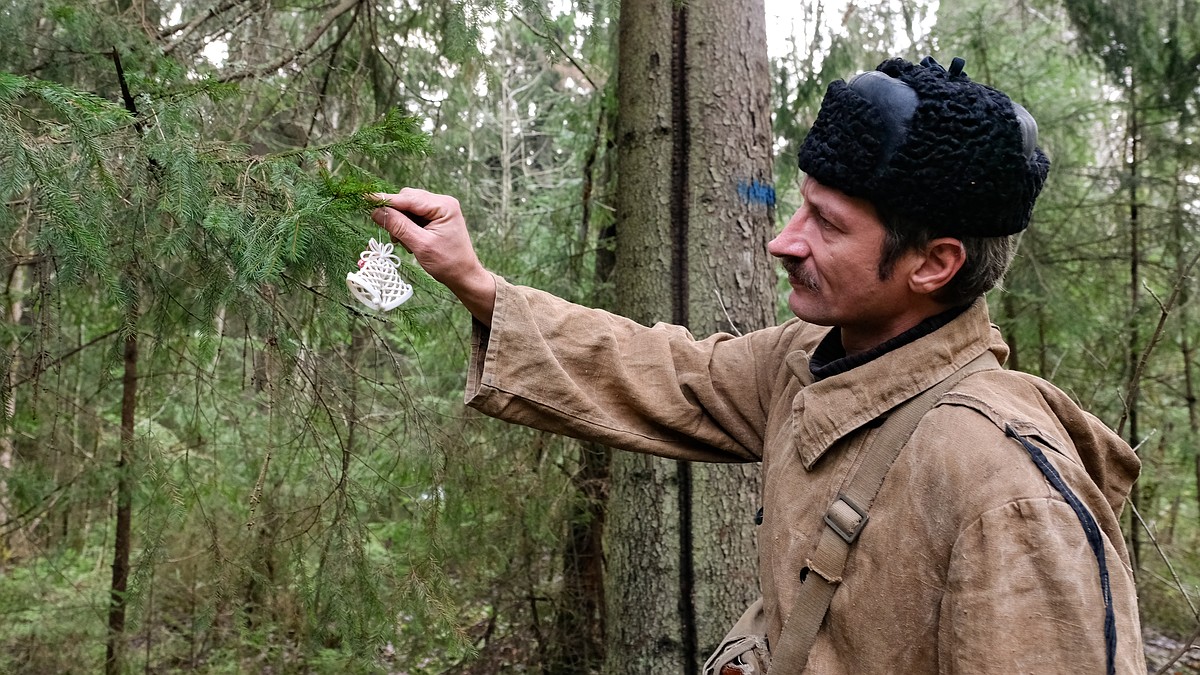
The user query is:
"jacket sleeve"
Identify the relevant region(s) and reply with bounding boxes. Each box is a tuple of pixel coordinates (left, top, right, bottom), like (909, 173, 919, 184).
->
(464, 277, 802, 462)
(938, 496, 1145, 674)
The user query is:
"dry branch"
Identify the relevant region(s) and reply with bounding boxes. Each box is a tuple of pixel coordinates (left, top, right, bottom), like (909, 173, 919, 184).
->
(219, 0, 361, 84)
(160, 0, 248, 54)
(1117, 248, 1200, 437)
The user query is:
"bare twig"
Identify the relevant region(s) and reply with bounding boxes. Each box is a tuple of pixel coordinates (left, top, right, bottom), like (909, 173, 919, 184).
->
(712, 282, 743, 337)
(0, 471, 84, 534)
(219, 0, 361, 84)
(8, 327, 122, 390)
(279, 271, 389, 323)
(245, 448, 271, 530)
(1117, 247, 1200, 437)
(304, 0, 360, 145)
(1127, 498, 1199, 620)
(512, 14, 600, 91)
(160, 0, 247, 54)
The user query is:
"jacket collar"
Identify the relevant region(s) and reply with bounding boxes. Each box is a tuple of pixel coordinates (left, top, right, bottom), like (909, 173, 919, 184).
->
(808, 303, 971, 380)
(789, 299, 1009, 471)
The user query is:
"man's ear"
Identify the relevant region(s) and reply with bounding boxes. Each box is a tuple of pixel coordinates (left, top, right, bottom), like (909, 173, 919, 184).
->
(908, 237, 966, 295)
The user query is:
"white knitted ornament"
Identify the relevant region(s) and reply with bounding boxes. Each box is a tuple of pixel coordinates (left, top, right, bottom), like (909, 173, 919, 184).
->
(346, 238, 413, 311)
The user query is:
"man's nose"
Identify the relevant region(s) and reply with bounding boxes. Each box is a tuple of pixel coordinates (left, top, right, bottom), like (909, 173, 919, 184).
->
(768, 209, 810, 258)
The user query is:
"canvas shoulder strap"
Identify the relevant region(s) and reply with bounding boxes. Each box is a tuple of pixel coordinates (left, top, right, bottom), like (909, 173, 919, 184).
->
(769, 350, 1000, 673)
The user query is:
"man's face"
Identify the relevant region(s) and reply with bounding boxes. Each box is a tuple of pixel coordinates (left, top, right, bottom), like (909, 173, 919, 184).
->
(767, 177, 922, 351)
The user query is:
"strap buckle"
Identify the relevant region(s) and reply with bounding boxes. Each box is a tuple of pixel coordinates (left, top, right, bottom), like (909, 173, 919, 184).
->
(824, 494, 869, 544)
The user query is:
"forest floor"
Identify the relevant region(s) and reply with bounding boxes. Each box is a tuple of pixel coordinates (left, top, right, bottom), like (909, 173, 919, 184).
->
(1145, 628, 1200, 673)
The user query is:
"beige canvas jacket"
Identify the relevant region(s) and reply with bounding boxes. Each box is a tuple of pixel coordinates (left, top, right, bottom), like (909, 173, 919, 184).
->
(465, 278, 1146, 674)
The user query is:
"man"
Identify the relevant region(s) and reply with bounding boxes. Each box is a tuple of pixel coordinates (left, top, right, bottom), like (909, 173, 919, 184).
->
(372, 56, 1145, 673)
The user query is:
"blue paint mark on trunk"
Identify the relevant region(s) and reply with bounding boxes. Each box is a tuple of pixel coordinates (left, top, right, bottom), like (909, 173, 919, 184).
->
(738, 179, 776, 206)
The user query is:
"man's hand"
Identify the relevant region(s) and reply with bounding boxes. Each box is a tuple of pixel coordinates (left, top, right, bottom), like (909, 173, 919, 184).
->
(370, 189, 496, 327)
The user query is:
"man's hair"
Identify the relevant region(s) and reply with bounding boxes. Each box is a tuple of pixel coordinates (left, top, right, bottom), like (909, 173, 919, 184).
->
(877, 210, 1018, 306)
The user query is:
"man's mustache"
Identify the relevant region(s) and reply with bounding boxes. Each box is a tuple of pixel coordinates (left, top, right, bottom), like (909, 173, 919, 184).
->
(780, 257, 820, 292)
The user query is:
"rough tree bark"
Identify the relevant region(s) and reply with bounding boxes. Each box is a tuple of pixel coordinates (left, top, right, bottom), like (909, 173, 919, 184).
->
(608, 1, 774, 671)
(609, 4, 685, 669)
(684, 1, 774, 655)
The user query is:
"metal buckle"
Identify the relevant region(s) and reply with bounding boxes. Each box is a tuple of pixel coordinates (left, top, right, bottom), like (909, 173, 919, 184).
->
(824, 494, 869, 544)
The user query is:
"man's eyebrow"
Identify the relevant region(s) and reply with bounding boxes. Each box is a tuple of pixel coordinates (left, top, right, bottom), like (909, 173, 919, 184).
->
(800, 179, 847, 223)
(804, 188, 839, 222)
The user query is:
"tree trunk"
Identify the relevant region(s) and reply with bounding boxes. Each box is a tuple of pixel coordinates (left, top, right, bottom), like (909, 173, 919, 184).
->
(1036, 304, 1048, 377)
(105, 313, 138, 675)
(0, 249, 28, 563)
(609, 0, 774, 671)
(1169, 154, 1200, 540)
(609, 3, 685, 668)
(1124, 90, 1142, 579)
(549, 440, 611, 673)
(683, 0, 773, 657)
(1183, 334, 1200, 529)
(1001, 292, 1020, 373)
(1195, 440, 1200, 535)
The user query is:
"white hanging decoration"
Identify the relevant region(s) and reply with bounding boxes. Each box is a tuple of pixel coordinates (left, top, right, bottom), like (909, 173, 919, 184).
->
(346, 238, 413, 311)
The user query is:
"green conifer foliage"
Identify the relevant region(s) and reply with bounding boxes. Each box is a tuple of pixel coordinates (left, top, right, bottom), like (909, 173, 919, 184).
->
(0, 3, 472, 669)
(0, 0, 621, 671)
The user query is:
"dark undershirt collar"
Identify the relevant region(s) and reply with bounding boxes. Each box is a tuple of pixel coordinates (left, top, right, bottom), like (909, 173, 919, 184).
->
(809, 303, 973, 381)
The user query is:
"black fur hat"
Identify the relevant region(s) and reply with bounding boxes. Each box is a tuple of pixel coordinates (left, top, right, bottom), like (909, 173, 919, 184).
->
(797, 56, 1050, 237)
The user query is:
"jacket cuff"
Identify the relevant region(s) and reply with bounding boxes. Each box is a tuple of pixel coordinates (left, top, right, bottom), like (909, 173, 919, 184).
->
(465, 273, 508, 404)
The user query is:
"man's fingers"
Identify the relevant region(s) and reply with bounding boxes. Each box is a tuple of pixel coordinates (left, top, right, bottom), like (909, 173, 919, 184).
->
(401, 210, 431, 228)
(371, 206, 424, 247)
(370, 189, 434, 218)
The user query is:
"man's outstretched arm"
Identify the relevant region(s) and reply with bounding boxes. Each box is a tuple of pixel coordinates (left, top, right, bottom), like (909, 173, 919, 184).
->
(370, 189, 497, 327)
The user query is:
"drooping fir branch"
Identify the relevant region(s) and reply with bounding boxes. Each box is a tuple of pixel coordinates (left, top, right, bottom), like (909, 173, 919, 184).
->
(0, 71, 430, 322)
(264, 107, 430, 166)
(0, 72, 130, 291)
